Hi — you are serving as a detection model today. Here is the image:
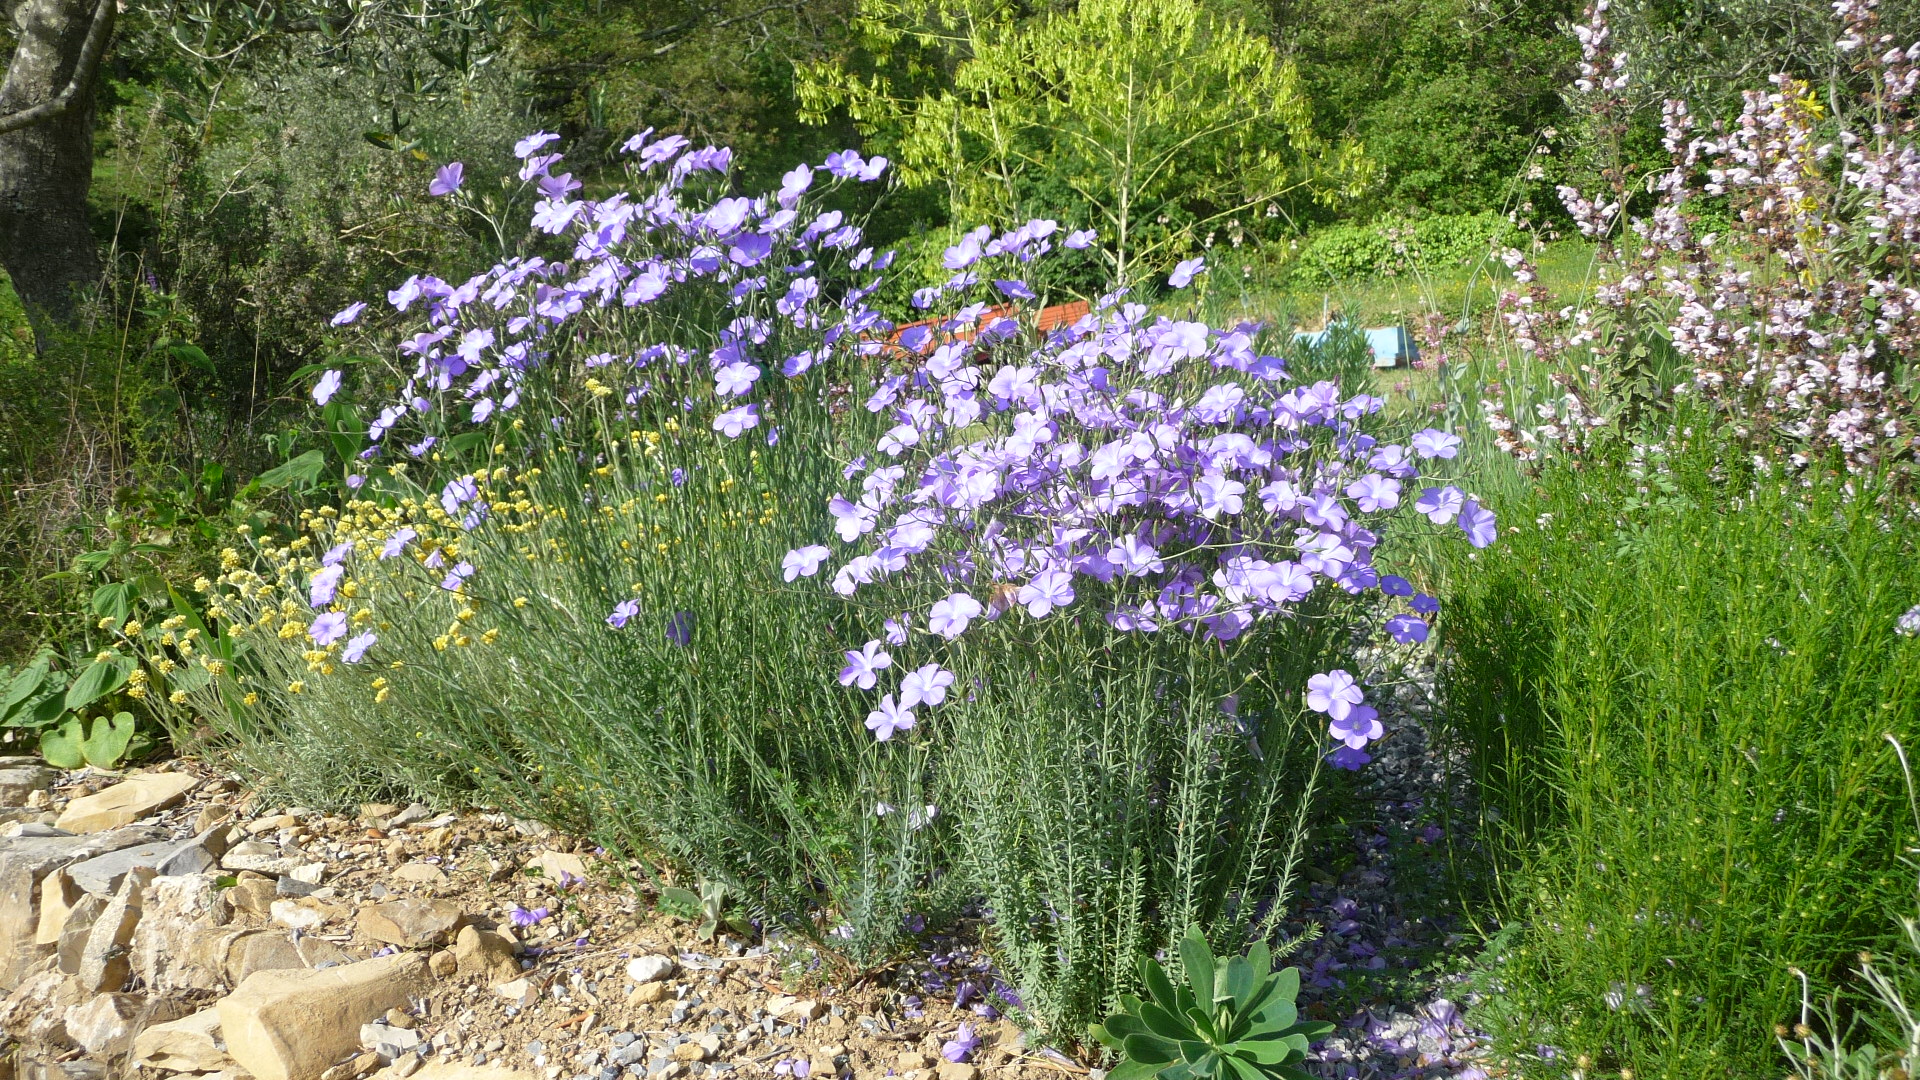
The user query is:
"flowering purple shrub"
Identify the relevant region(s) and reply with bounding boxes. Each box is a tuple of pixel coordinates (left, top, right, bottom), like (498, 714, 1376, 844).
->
(178, 121, 1495, 1042)
(765, 227, 1492, 1031)
(797, 242, 1489, 771)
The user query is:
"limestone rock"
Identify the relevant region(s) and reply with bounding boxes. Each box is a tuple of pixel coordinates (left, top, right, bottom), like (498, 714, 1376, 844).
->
(222, 840, 304, 876)
(767, 995, 826, 1021)
(526, 850, 586, 881)
(392, 862, 447, 885)
(62, 991, 170, 1055)
(32, 870, 80, 946)
(625, 953, 676, 984)
(53, 773, 198, 834)
(936, 1064, 980, 1080)
(132, 1007, 239, 1073)
(225, 929, 309, 984)
(296, 935, 355, 970)
(360, 1019, 424, 1061)
(131, 871, 231, 993)
(452, 924, 520, 983)
(271, 898, 329, 932)
(53, 893, 105, 973)
(217, 951, 431, 1080)
(0, 969, 87, 1046)
(72, 866, 152, 993)
(356, 899, 462, 947)
(228, 873, 277, 915)
(0, 827, 157, 991)
(66, 833, 216, 897)
(492, 977, 536, 1009)
(0, 767, 57, 809)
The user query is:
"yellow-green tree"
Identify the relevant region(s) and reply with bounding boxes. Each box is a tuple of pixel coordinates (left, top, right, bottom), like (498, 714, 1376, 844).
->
(797, 0, 1371, 284)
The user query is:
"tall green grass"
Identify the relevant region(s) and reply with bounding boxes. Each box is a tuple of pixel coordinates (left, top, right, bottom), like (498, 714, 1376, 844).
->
(1431, 421, 1920, 1077)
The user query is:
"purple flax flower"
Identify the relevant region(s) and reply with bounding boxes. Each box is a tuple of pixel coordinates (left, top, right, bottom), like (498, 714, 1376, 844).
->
(440, 561, 475, 592)
(783, 545, 830, 581)
(309, 564, 344, 608)
(1328, 745, 1372, 770)
(942, 1025, 981, 1063)
(900, 663, 954, 707)
(330, 301, 366, 326)
(514, 132, 560, 159)
(839, 640, 892, 689)
(1411, 428, 1462, 459)
(713, 403, 760, 438)
(1900, 605, 1920, 636)
(1306, 670, 1364, 721)
(342, 631, 377, 663)
(508, 904, 550, 927)
(1345, 473, 1401, 513)
(884, 613, 912, 645)
(715, 362, 761, 397)
(928, 593, 983, 639)
(665, 610, 694, 646)
(1168, 257, 1207, 289)
(429, 162, 464, 197)
(1018, 570, 1074, 618)
(865, 694, 916, 741)
(313, 369, 343, 406)
(1385, 614, 1429, 644)
(322, 541, 354, 567)
(1194, 472, 1245, 520)
(1064, 229, 1097, 249)
(608, 600, 639, 628)
(1459, 498, 1498, 548)
(310, 611, 349, 646)
(1329, 704, 1382, 749)
(1414, 485, 1464, 524)
(1411, 593, 1440, 615)
(380, 528, 416, 559)
(1380, 574, 1414, 596)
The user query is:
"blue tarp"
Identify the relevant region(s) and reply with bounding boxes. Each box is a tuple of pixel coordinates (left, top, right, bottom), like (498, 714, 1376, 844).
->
(1291, 324, 1419, 369)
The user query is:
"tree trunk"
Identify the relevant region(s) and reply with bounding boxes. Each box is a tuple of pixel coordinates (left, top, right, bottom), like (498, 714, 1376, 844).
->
(0, 0, 112, 329)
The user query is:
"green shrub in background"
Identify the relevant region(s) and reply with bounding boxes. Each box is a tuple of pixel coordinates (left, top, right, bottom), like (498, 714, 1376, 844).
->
(1433, 419, 1920, 1077)
(1288, 211, 1521, 287)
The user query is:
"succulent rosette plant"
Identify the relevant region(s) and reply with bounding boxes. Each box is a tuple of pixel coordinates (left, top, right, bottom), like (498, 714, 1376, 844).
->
(1093, 926, 1331, 1080)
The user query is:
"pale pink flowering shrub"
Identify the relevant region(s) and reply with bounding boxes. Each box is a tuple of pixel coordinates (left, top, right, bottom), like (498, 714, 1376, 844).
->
(1485, 0, 1920, 473)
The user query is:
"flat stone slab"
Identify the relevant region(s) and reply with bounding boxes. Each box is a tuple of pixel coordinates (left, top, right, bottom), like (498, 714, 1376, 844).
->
(54, 772, 199, 833)
(0, 827, 162, 990)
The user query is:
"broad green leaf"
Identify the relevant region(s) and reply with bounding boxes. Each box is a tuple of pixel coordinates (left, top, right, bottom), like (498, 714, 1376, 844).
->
(1220, 1054, 1264, 1080)
(1249, 997, 1296, 1031)
(1143, 957, 1179, 1009)
(169, 343, 216, 376)
(27, 692, 68, 728)
(39, 718, 85, 769)
(1107, 1059, 1161, 1080)
(91, 582, 133, 624)
(1220, 955, 1254, 1010)
(2, 658, 49, 720)
(1121, 1033, 1179, 1065)
(1179, 930, 1216, 1012)
(81, 712, 136, 768)
(1234, 1034, 1294, 1066)
(1138, 1001, 1191, 1043)
(1245, 941, 1271, 982)
(1184, 1049, 1215, 1076)
(65, 656, 132, 711)
(657, 886, 703, 917)
(1103, 1014, 1150, 1041)
(254, 450, 326, 491)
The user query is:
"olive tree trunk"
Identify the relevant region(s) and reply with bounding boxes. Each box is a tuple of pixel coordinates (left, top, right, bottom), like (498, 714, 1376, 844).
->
(0, 0, 113, 328)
